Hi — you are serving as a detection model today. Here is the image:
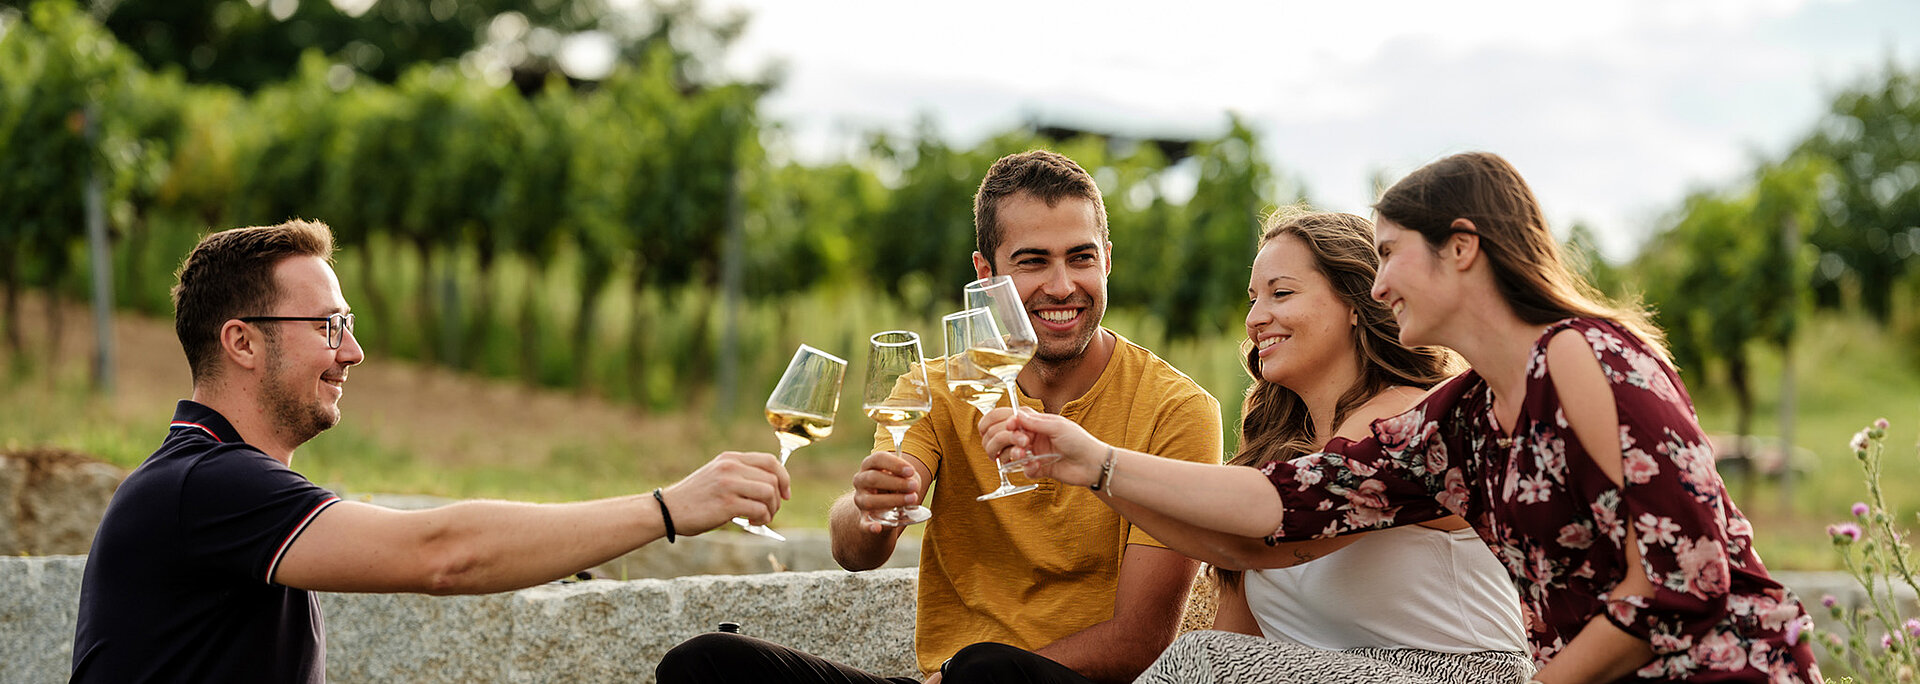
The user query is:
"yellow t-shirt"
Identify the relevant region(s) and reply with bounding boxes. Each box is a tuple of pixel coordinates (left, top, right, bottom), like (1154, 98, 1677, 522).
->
(875, 330, 1223, 676)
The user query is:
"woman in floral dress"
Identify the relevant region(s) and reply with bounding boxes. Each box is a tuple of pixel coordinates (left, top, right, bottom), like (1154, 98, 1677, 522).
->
(1124, 208, 1532, 684)
(983, 152, 1820, 683)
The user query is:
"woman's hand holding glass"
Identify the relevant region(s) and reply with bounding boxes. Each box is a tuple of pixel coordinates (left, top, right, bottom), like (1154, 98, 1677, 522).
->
(977, 406, 1110, 488)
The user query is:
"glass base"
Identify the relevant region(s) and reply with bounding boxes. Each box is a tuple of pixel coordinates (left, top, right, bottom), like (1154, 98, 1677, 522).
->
(976, 483, 1038, 500)
(731, 517, 786, 541)
(865, 505, 932, 527)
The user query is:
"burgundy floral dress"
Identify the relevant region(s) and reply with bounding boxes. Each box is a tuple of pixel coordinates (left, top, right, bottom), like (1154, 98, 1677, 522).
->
(1259, 318, 1820, 682)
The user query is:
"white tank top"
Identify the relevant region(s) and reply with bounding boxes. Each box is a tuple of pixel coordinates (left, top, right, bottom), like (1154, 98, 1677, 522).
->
(1242, 524, 1528, 653)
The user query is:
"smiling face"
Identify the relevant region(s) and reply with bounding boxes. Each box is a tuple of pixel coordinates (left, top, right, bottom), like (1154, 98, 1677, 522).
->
(976, 191, 1110, 364)
(1368, 217, 1456, 349)
(257, 256, 363, 445)
(1245, 234, 1359, 392)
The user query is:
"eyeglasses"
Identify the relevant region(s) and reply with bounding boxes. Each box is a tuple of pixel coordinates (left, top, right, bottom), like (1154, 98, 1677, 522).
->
(240, 313, 355, 349)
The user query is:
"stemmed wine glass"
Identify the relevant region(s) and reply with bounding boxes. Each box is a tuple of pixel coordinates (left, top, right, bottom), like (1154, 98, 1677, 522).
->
(861, 331, 934, 527)
(962, 275, 1057, 500)
(735, 344, 846, 541)
(945, 307, 1034, 499)
(943, 308, 1009, 415)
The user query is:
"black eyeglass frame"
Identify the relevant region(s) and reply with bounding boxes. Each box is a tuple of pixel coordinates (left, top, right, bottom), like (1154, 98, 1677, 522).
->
(239, 313, 355, 349)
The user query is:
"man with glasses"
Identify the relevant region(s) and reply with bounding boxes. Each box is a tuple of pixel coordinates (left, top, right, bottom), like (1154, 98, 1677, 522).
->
(71, 219, 792, 684)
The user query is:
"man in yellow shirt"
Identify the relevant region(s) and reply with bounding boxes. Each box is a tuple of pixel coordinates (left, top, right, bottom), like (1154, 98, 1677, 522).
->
(657, 150, 1223, 684)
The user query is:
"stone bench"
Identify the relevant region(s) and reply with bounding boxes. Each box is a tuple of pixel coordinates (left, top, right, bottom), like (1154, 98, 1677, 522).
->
(2, 556, 1908, 683)
(1, 557, 917, 684)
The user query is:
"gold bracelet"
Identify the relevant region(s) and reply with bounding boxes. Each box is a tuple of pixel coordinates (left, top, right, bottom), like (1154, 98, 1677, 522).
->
(1090, 446, 1116, 492)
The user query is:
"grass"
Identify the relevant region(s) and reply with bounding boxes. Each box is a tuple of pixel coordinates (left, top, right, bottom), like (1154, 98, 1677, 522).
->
(1682, 313, 1920, 570)
(5, 286, 1917, 568)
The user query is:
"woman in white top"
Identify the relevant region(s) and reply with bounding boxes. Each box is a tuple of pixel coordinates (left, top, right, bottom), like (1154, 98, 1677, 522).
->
(1051, 209, 1530, 683)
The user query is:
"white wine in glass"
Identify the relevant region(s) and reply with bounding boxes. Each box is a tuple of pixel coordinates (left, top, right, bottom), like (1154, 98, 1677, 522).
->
(943, 308, 1007, 415)
(736, 344, 847, 541)
(766, 407, 835, 455)
(962, 275, 1054, 500)
(862, 330, 933, 527)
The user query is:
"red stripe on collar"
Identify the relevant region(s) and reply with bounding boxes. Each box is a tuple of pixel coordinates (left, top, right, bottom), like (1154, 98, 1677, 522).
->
(169, 421, 224, 443)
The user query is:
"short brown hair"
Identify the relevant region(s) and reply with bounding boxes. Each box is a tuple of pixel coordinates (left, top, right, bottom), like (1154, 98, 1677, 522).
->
(172, 219, 336, 383)
(972, 150, 1108, 270)
(1373, 152, 1667, 359)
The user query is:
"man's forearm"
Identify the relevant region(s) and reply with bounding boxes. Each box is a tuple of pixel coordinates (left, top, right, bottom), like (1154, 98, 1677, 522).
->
(1032, 617, 1173, 684)
(414, 496, 664, 594)
(828, 492, 903, 571)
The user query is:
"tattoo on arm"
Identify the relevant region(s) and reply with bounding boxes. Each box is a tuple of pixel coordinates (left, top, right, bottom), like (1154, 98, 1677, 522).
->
(1292, 549, 1316, 564)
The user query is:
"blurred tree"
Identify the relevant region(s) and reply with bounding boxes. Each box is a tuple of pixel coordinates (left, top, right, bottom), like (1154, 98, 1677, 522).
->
(3, 0, 762, 93)
(1636, 155, 1826, 492)
(1796, 60, 1920, 319)
(0, 0, 161, 357)
(1155, 115, 1282, 339)
(864, 121, 982, 311)
(488, 78, 575, 383)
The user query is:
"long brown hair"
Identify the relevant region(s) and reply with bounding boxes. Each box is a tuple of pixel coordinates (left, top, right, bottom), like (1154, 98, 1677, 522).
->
(1214, 208, 1460, 589)
(1373, 152, 1667, 359)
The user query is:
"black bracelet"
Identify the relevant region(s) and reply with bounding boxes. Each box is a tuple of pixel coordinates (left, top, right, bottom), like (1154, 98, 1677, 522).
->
(653, 488, 677, 543)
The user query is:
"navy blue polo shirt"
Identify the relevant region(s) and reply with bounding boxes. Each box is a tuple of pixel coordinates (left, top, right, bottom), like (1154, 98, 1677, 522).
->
(72, 400, 341, 683)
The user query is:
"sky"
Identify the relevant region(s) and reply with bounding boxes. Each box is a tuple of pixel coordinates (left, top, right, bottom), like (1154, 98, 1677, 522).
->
(693, 0, 1920, 261)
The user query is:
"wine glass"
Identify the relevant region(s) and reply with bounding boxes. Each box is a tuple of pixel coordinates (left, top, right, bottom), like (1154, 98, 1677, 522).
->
(735, 344, 846, 541)
(861, 331, 933, 527)
(942, 308, 1008, 415)
(962, 275, 1056, 500)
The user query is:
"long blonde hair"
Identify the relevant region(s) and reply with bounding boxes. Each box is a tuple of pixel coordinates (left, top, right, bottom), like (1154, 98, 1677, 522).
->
(1373, 152, 1668, 359)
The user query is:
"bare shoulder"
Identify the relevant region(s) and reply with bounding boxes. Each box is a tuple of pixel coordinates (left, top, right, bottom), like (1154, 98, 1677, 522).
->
(1545, 328, 1627, 476)
(1545, 328, 1612, 409)
(1329, 385, 1428, 443)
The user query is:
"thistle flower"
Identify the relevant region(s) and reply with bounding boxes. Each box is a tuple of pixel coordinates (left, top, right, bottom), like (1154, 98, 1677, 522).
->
(1854, 502, 1870, 517)
(1828, 523, 1862, 544)
(1852, 429, 1872, 454)
(1822, 594, 1838, 608)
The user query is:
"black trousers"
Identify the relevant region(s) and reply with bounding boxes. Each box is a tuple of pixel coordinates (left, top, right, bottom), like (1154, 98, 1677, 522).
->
(656, 633, 1097, 684)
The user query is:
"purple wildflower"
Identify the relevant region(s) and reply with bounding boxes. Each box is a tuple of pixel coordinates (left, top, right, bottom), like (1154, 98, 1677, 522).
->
(1853, 502, 1870, 517)
(1828, 523, 1863, 543)
(1822, 595, 1838, 608)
